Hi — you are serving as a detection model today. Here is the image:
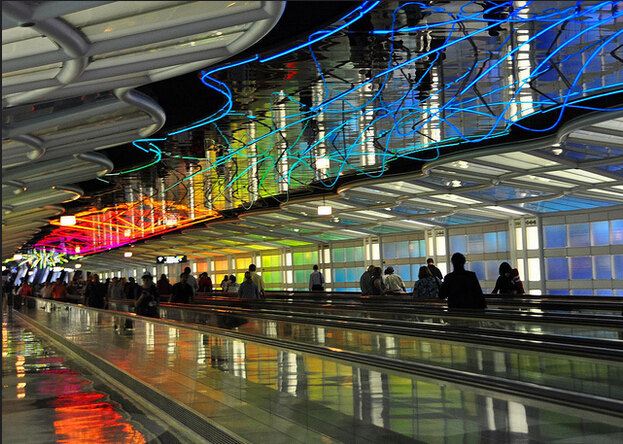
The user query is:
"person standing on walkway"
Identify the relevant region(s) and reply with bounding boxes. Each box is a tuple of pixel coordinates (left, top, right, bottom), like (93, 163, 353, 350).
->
(440, 253, 486, 309)
(360, 265, 375, 295)
(238, 271, 260, 300)
(383, 266, 407, 294)
(170, 273, 194, 304)
(426, 258, 443, 282)
(309, 265, 325, 291)
(248, 264, 265, 297)
(85, 274, 107, 309)
(182, 266, 198, 300)
(135, 274, 159, 317)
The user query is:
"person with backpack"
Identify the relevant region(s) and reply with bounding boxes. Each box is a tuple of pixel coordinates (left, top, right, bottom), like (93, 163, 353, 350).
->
(309, 265, 325, 291)
(85, 274, 107, 309)
(171, 273, 194, 304)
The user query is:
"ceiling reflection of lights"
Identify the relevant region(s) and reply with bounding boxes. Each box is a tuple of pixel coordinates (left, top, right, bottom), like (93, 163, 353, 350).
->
(35, 198, 220, 256)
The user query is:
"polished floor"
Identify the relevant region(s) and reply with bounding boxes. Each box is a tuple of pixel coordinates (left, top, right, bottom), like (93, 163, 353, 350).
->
(11, 299, 623, 443)
(2, 313, 150, 443)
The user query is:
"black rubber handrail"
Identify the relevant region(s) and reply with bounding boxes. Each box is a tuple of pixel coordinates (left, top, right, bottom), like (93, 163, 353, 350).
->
(189, 298, 623, 327)
(18, 297, 623, 421)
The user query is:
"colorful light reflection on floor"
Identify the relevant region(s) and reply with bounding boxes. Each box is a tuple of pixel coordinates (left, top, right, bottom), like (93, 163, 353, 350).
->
(1, 314, 146, 443)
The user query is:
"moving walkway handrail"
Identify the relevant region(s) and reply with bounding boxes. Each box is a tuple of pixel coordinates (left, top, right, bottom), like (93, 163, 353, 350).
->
(101, 297, 623, 361)
(198, 290, 623, 303)
(189, 297, 623, 326)
(18, 296, 623, 421)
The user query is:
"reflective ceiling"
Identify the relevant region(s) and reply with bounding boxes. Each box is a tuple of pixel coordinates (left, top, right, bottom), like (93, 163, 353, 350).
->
(3, 1, 622, 260)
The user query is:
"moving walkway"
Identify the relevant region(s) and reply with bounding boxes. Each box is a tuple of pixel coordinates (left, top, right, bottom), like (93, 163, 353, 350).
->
(11, 298, 623, 443)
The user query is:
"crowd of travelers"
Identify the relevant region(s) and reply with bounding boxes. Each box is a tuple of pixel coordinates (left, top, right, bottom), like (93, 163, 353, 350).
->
(355, 254, 524, 309)
(4, 252, 523, 313)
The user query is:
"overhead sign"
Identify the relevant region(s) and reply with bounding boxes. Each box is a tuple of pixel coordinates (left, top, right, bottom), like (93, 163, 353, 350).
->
(156, 255, 188, 264)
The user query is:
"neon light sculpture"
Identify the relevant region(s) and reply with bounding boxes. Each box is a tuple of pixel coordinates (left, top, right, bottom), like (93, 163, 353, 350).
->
(116, 1, 622, 206)
(35, 198, 220, 256)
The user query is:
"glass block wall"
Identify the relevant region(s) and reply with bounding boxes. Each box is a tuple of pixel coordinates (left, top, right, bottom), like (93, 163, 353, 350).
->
(103, 208, 623, 296)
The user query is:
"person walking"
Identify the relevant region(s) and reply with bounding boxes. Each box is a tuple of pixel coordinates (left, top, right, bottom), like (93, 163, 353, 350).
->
(51, 279, 67, 301)
(85, 274, 107, 309)
(426, 258, 443, 282)
(220, 275, 230, 292)
(383, 266, 407, 294)
(157, 274, 172, 296)
(238, 271, 260, 300)
(309, 265, 325, 291)
(198, 272, 213, 293)
(227, 275, 239, 293)
(413, 266, 440, 299)
(360, 265, 375, 295)
(440, 253, 486, 309)
(492, 262, 515, 296)
(135, 274, 159, 317)
(170, 273, 194, 303)
(248, 264, 265, 297)
(369, 267, 386, 296)
(182, 266, 198, 300)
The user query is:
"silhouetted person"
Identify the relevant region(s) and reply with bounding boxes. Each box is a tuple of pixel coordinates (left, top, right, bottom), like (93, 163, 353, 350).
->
(360, 265, 375, 295)
(426, 258, 443, 282)
(440, 253, 486, 309)
(171, 273, 193, 304)
(309, 265, 325, 291)
(492, 262, 514, 295)
(238, 271, 260, 300)
(85, 274, 107, 309)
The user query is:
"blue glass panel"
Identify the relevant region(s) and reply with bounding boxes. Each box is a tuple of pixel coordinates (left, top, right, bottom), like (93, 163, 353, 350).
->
(382, 242, 396, 260)
(333, 249, 345, 262)
(497, 231, 508, 252)
(595, 289, 614, 296)
(468, 261, 485, 280)
(466, 186, 550, 201)
(570, 256, 592, 279)
(546, 289, 568, 296)
(347, 268, 360, 282)
(614, 255, 623, 279)
(544, 225, 567, 248)
(571, 289, 593, 296)
(395, 241, 409, 258)
(590, 221, 610, 246)
(520, 197, 616, 213)
(409, 240, 426, 258)
(334, 268, 347, 282)
(485, 260, 500, 280)
(449, 235, 467, 254)
(484, 232, 497, 252)
(467, 234, 484, 254)
(568, 224, 590, 248)
(546, 257, 568, 280)
(393, 264, 411, 281)
(594, 255, 611, 280)
(612, 220, 623, 245)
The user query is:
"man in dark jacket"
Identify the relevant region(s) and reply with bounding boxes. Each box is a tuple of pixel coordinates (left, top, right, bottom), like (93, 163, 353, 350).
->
(85, 274, 107, 308)
(426, 258, 443, 282)
(440, 253, 486, 310)
(170, 273, 194, 304)
(359, 265, 375, 295)
(135, 274, 159, 317)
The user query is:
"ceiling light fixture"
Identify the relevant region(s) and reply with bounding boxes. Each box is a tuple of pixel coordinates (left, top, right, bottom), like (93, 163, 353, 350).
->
(316, 157, 330, 170)
(13, 253, 23, 261)
(74, 246, 81, 254)
(60, 215, 76, 226)
(75, 264, 82, 269)
(318, 205, 332, 216)
(124, 252, 133, 258)
(552, 148, 563, 156)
